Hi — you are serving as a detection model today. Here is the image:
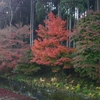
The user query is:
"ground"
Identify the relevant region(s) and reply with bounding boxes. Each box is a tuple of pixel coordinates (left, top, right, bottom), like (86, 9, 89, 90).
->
(0, 88, 35, 100)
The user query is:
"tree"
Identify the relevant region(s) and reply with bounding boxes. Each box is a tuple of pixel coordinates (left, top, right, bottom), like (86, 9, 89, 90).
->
(72, 11, 100, 80)
(36, 0, 46, 24)
(0, 24, 30, 73)
(30, 0, 36, 46)
(96, 0, 100, 12)
(31, 12, 74, 72)
(0, 0, 30, 29)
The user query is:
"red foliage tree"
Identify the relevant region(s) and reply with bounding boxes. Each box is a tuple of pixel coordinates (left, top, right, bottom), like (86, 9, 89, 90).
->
(0, 24, 30, 72)
(31, 12, 74, 71)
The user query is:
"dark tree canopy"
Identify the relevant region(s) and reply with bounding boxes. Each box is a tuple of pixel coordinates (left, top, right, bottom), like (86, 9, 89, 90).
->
(0, 0, 99, 29)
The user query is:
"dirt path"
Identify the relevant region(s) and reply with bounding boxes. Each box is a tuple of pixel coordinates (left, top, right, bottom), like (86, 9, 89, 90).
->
(0, 88, 35, 100)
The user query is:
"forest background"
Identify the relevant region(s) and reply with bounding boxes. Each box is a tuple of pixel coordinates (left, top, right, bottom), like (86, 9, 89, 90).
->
(0, 0, 100, 99)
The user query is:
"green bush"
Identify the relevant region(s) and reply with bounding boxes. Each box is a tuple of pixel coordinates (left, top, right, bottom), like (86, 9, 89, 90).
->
(15, 63, 41, 75)
(72, 11, 100, 80)
(13, 50, 41, 75)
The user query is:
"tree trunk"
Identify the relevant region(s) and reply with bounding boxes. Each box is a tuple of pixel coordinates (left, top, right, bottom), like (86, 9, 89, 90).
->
(30, 0, 35, 46)
(9, 0, 13, 32)
(97, 0, 100, 12)
(57, 0, 61, 17)
(87, 0, 90, 10)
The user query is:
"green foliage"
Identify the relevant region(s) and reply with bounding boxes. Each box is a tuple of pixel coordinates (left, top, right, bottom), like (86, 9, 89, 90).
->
(60, 0, 87, 10)
(14, 50, 41, 75)
(7, 71, 100, 99)
(36, 0, 46, 24)
(15, 63, 41, 75)
(72, 11, 100, 80)
(60, 0, 87, 19)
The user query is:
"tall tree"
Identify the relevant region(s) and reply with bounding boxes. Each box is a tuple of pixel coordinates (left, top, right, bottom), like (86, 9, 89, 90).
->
(96, 0, 100, 12)
(0, 0, 30, 29)
(31, 12, 74, 71)
(72, 11, 100, 80)
(30, 0, 36, 46)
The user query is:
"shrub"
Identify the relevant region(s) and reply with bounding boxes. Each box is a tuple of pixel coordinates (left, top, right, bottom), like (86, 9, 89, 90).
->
(0, 24, 30, 73)
(14, 50, 41, 75)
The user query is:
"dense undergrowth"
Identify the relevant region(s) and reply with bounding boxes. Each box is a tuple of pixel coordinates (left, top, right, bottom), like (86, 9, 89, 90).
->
(0, 69, 100, 99)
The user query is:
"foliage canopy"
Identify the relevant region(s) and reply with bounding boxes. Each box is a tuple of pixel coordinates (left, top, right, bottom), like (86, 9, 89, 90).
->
(72, 11, 100, 80)
(31, 12, 74, 72)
